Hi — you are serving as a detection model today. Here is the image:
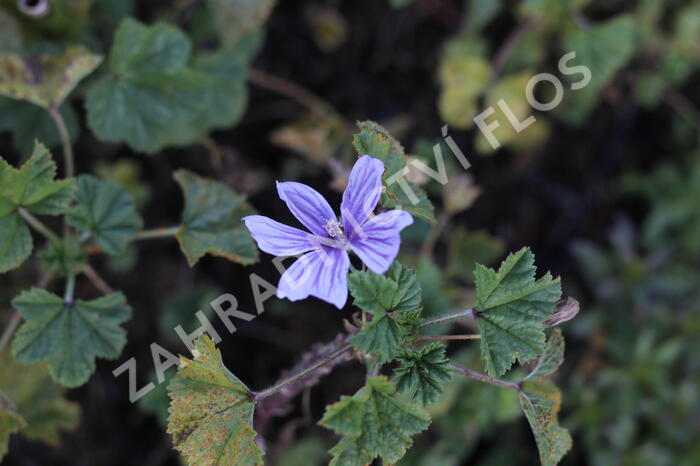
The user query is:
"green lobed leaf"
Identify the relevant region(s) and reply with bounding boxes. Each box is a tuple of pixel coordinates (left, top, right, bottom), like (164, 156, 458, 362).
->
(0, 46, 102, 108)
(394, 342, 453, 406)
(0, 142, 74, 273)
(85, 18, 211, 153)
(560, 15, 636, 124)
(207, 0, 275, 48)
(66, 175, 144, 255)
(11, 288, 132, 387)
(348, 262, 422, 363)
(174, 169, 259, 267)
(524, 328, 565, 381)
(519, 380, 572, 466)
(0, 351, 80, 448)
(167, 335, 263, 466)
(352, 121, 436, 224)
(319, 376, 431, 466)
(474, 247, 561, 377)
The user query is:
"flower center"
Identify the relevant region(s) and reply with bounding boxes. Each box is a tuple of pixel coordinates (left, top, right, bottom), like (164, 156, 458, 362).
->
(324, 218, 344, 239)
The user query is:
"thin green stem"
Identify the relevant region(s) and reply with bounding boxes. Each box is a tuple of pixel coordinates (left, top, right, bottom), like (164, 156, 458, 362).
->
(417, 334, 481, 341)
(47, 105, 74, 178)
(254, 344, 353, 401)
(420, 308, 475, 328)
(451, 364, 521, 391)
(136, 226, 181, 240)
(64, 273, 76, 304)
(0, 313, 21, 354)
(17, 207, 60, 243)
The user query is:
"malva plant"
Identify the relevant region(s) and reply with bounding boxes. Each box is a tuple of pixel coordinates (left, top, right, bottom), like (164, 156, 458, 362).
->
(0, 6, 581, 466)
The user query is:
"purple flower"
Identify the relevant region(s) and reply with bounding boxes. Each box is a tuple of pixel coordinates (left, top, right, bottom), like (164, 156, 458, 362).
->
(243, 155, 413, 309)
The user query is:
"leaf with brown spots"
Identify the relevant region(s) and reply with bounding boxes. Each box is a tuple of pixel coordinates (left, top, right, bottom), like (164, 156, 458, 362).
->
(167, 336, 263, 466)
(0, 46, 102, 108)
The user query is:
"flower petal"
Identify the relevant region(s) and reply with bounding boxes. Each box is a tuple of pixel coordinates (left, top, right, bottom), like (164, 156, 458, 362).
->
(243, 215, 316, 256)
(277, 181, 336, 238)
(277, 245, 350, 309)
(341, 155, 384, 238)
(349, 210, 413, 274)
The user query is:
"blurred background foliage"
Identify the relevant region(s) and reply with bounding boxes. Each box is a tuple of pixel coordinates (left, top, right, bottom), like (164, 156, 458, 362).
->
(1, 0, 699, 465)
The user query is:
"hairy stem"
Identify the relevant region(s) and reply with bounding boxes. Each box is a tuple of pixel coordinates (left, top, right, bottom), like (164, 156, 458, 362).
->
(417, 334, 481, 341)
(47, 105, 74, 179)
(136, 226, 181, 240)
(64, 273, 76, 305)
(83, 264, 114, 295)
(248, 68, 336, 117)
(254, 344, 353, 401)
(420, 308, 476, 328)
(451, 364, 521, 391)
(490, 17, 534, 82)
(17, 208, 60, 244)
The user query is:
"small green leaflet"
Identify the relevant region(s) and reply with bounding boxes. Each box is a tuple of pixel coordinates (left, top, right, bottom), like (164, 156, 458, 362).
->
(207, 0, 275, 48)
(86, 18, 210, 154)
(11, 288, 132, 387)
(0, 390, 25, 461)
(561, 15, 636, 124)
(524, 328, 565, 381)
(66, 175, 143, 255)
(174, 170, 259, 267)
(352, 121, 436, 224)
(0, 143, 74, 273)
(519, 380, 572, 466)
(0, 46, 102, 108)
(0, 351, 80, 450)
(394, 342, 453, 406)
(39, 237, 87, 277)
(319, 376, 430, 466)
(167, 335, 263, 466)
(348, 262, 422, 363)
(474, 247, 561, 377)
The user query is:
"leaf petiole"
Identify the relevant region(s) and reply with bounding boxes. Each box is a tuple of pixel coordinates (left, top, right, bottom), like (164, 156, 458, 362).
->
(135, 226, 181, 240)
(451, 363, 521, 391)
(17, 208, 61, 244)
(254, 344, 353, 401)
(419, 308, 476, 328)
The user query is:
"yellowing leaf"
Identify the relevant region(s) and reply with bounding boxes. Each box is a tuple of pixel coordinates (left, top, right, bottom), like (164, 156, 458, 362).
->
(0, 390, 25, 461)
(0, 46, 102, 108)
(0, 351, 80, 447)
(167, 335, 263, 466)
(208, 0, 275, 48)
(519, 380, 572, 466)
